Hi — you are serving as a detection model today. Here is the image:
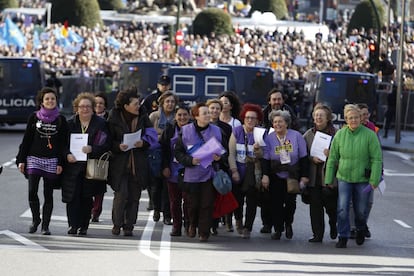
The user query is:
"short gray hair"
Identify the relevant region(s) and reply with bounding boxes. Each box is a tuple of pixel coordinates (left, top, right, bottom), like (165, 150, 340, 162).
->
(269, 110, 291, 127)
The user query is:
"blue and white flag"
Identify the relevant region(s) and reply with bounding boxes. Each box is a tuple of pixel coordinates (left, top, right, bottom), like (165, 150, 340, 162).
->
(4, 18, 26, 49)
(107, 36, 120, 50)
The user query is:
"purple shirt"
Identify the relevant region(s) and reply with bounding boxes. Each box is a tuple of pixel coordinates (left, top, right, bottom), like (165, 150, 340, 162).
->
(263, 129, 308, 178)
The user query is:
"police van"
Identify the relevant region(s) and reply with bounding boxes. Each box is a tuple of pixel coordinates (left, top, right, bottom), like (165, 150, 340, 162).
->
(0, 58, 45, 125)
(303, 71, 377, 128)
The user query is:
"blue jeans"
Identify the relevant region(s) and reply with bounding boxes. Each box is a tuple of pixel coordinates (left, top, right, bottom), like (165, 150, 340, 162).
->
(337, 181, 371, 238)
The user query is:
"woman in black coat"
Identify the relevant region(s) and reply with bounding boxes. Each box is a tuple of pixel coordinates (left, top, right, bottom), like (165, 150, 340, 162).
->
(61, 93, 111, 236)
(107, 88, 157, 236)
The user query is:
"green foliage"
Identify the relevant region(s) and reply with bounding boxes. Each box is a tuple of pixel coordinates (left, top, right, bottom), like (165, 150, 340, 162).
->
(347, 0, 384, 35)
(98, 0, 124, 10)
(249, 0, 288, 20)
(51, 0, 103, 28)
(193, 8, 233, 37)
(0, 0, 18, 10)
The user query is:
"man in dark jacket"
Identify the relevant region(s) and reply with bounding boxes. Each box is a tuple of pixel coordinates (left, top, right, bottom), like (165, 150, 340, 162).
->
(141, 75, 171, 115)
(262, 88, 300, 130)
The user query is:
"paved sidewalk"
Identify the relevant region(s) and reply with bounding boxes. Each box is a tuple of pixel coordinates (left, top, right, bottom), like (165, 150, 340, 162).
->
(379, 128, 414, 154)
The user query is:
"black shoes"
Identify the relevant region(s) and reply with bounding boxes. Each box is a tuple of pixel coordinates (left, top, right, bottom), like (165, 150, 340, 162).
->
(356, 230, 365, 245)
(210, 227, 218, 236)
(365, 226, 371, 238)
(349, 229, 356, 239)
(260, 225, 271, 234)
(91, 216, 99, 223)
(29, 220, 41, 234)
(153, 211, 160, 222)
(67, 227, 78, 235)
(285, 224, 293, 239)
(336, 237, 348, 248)
(271, 231, 282, 240)
(170, 228, 182, 237)
(163, 217, 173, 225)
(330, 225, 338, 240)
(112, 225, 121, 236)
(41, 227, 51, 235)
(308, 236, 323, 243)
(78, 228, 87, 236)
(123, 229, 133, 236)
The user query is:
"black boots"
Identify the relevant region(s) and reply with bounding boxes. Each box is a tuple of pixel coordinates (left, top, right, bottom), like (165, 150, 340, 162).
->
(336, 237, 348, 248)
(29, 201, 52, 235)
(29, 201, 41, 234)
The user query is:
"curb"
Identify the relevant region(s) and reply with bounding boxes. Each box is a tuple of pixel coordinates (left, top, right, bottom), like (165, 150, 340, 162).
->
(381, 145, 414, 154)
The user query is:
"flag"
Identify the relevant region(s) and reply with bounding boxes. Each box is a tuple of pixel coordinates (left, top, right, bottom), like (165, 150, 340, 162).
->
(33, 30, 41, 49)
(4, 18, 26, 49)
(61, 20, 68, 38)
(68, 29, 83, 44)
(107, 36, 120, 50)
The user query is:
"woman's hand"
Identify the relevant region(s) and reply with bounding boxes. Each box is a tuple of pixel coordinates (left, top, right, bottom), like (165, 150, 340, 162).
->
(119, 143, 128, 151)
(213, 154, 221, 161)
(56, 165, 63, 175)
(67, 153, 77, 163)
(231, 168, 240, 182)
(82, 145, 92, 154)
(192, 157, 201, 166)
(162, 167, 171, 178)
(312, 156, 323, 164)
(134, 140, 144, 148)
(18, 163, 25, 174)
(261, 175, 270, 190)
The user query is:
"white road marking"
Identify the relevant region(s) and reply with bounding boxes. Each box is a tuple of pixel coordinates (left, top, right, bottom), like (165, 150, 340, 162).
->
(0, 230, 48, 250)
(138, 210, 171, 276)
(386, 151, 412, 160)
(383, 169, 414, 176)
(394, 219, 412, 228)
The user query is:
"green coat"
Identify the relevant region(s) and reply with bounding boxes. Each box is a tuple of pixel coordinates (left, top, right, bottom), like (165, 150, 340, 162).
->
(325, 125, 382, 186)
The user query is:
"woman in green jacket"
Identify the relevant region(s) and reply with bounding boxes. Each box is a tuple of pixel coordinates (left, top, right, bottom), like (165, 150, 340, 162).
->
(325, 104, 382, 248)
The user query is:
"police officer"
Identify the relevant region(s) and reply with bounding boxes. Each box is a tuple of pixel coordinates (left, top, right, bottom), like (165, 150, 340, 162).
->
(142, 75, 171, 114)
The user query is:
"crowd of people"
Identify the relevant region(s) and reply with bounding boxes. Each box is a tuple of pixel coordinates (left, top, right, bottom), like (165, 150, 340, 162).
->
(16, 73, 383, 248)
(1, 3, 414, 82)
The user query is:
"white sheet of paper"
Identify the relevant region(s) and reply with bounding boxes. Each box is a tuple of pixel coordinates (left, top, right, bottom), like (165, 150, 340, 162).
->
(253, 127, 266, 146)
(378, 178, 386, 195)
(70, 133, 88, 161)
(310, 131, 332, 162)
(123, 129, 142, 151)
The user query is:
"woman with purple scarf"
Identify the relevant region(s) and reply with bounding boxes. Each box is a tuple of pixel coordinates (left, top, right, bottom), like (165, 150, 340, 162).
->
(17, 87, 68, 235)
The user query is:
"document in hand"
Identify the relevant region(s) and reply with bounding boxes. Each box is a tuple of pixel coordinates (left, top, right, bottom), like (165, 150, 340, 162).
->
(70, 133, 88, 161)
(123, 129, 142, 151)
(310, 131, 332, 162)
(191, 137, 225, 168)
(253, 127, 266, 146)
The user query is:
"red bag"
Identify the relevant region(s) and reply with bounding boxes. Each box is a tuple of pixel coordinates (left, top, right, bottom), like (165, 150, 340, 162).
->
(213, 192, 239, 219)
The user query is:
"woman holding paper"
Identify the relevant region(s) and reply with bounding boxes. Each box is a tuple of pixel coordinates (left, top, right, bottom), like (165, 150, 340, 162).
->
(303, 104, 338, 243)
(228, 103, 264, 239)
(17, 87, 68, 235)
(174, 102, 226, 242)
(62, 92, 111, 236)
(261, 110, 309, 240)
(107, 88, 157, 236)
(325, 104, 382, 248)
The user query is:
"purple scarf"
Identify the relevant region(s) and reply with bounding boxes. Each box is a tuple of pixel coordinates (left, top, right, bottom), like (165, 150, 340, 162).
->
(36, 106, 60, 123)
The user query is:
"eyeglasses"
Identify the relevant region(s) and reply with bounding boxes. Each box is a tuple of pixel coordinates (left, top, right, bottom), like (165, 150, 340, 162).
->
(245, 116, 258, 121)
(78, 105, 92, 109)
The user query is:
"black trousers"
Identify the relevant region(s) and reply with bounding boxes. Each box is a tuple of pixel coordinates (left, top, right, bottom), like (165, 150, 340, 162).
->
(66, 174, 93, 230)
(28, 174, 54, 227)
(309, 186, 337, 239)
(150, 176, 171, 218)
(269, 175, 297, 232)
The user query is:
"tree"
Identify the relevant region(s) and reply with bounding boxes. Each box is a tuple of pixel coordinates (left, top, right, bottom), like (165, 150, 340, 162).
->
(193, 8, 233, 37)
(51, 0, 103, 28)
(0, 0, 18, 10)
(347, 0, 385, 36)
(249, 0, 288, 20)
(98, 0, 124, 10)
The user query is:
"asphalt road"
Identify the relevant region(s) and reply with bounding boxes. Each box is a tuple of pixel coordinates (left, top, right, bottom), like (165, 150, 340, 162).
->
(1, 127, 413, 276)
